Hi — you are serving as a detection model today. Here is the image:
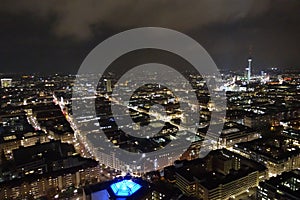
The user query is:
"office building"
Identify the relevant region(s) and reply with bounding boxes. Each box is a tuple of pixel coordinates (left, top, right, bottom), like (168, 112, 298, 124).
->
(1, 78, 12, 88)
(173, 149, 267, 200)
(0, 140, 100, 199)
(257, 170, 300, 200)
(234, 135, 300, 176)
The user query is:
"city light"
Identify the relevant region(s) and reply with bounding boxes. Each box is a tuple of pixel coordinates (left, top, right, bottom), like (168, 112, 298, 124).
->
(110, 179, 142, 197)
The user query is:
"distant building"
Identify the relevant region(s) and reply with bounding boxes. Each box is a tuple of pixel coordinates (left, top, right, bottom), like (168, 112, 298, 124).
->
(244, 113, 272, 129)
(257, 170, 300, 200)
(198, 122, 260, 148)
(243, 103, 300, 129)
(105, 79, 112, 93)
(282, 127, 300, 140)
(1, 78, 12, 88)
(234, 135, 300, 176)
(218, 122, 260, 147)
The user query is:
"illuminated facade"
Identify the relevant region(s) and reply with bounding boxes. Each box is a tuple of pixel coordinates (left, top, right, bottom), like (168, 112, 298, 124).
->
(0, 164, 100, 199)
(174, 149, 267, 200)
(0, 131, 49, 161)
(234, 135, 300, 177)
(217, 122, 260, 148)
(1, 78, 12, 88)
(257, 170, 300, 200)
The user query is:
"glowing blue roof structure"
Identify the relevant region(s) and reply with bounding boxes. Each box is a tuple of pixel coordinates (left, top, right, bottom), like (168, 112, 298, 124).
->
(110, 179, 142, 197)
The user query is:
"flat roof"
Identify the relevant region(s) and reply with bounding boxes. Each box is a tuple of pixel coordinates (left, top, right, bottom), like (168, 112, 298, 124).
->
(235, 135, 300, 162)
(260, 170, 300, 199)
(175, 149, 266, 190)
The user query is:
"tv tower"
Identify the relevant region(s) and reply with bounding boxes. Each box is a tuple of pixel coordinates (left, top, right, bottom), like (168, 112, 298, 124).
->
(247, 58, 252, 83)
(245, 45, 252, 83)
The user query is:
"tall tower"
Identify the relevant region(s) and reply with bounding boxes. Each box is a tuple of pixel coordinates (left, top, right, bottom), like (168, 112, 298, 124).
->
(245, 45, 253, 84)
(105, 79, 112, 93)
(247, 58, 252, 83)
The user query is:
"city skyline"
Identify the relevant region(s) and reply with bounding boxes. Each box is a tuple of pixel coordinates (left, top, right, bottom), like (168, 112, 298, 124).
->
(0, 1, 300, 200)
(0, 71, 299, 199)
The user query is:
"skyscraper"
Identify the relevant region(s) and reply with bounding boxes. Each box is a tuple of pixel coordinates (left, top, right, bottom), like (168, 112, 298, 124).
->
(106, 79, 112, 93)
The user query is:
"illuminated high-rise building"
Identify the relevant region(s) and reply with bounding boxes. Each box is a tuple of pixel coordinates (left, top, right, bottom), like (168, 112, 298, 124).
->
(106, 79, 112, 92)
(1, 78, 12, 88)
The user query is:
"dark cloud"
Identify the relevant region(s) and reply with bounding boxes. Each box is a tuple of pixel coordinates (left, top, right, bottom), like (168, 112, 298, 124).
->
(1, 0, 271, 40)
(0, 0, 299, 74)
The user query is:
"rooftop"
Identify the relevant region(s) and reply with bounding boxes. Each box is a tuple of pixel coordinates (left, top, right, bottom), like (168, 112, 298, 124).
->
(84, 175, 151, 200)
(174, 149, 266, 190)
(260, 170, 300, 199)
(110, 179, 141, 197)
(235, 135, 300, 163)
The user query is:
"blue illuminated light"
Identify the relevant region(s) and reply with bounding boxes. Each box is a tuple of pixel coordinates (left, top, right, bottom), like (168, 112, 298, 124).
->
(110, 180, 141, 197)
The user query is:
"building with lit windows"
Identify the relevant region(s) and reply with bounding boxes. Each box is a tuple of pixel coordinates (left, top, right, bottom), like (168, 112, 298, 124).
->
(0, 140, 101, 199)
(32, 102, 75, 143)
(0, 112, 49, 162)
(218, 122, 260, 148)
(234, 135, 300, 176)
(244, 113, 272, 129)
(0, 161, 100, 199)
(173, 149, 267, 200)
(0, 130, 48, 162)
(257, 170, 300, 200)
(180, 137, 204, 161)
(198, 122, 259, 149)
(0, 78, 12, 88)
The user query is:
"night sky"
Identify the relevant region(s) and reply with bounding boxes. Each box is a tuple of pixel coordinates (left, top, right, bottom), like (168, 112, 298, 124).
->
(0, 0, 299, 74)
